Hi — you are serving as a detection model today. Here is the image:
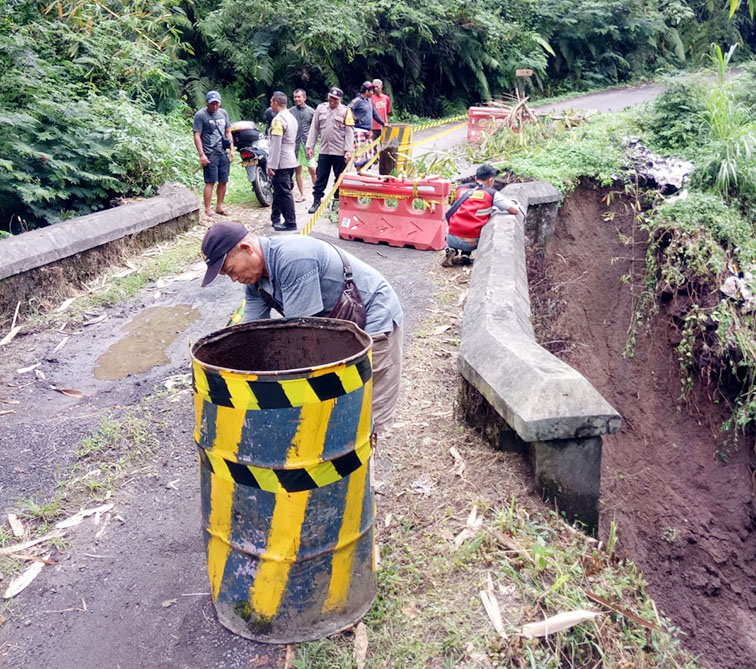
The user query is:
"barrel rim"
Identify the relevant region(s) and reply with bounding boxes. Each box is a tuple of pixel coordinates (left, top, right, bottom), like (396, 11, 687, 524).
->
(190, 317, 373, 378)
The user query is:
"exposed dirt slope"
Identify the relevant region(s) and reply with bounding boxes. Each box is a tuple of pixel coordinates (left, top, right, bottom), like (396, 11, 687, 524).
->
(530, 184, 756, 668)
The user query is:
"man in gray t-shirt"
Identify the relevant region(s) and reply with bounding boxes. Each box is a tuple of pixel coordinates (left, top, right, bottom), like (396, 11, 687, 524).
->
(193, 90, 234, 218)
(200, 221, 403, 434)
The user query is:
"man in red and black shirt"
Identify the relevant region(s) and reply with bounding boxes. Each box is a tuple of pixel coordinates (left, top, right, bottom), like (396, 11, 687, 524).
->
(443, 164, 520, 266)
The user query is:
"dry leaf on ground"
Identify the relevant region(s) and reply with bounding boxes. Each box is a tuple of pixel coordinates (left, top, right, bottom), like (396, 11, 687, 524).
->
(82, 314, 107, 326)
(0, 529, 66, 556)
(8, 514, 24, 537)
(467, 505, 482, 530)
(112, 267, 136, 279)
(3, 554, 50, 599)
(480, 590, 505, 637)
(585, 590, 664, 633)
(7, 554, 55, 565)
(353, 622, 369, 669)
(0, 326, 22, 348)
(16, 362, 41, 374)
(56, 297, 77, 313)
(56, 503, 114, 529)
(50, 387, 85, 398)
(450, 446, 466, 476)
(52, 337, 69, 354)
(520, 609, 601, 638)
(284, 644, 296, 669)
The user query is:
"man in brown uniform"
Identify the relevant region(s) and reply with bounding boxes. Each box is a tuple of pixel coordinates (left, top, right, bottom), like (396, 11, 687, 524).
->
(306, 87, 355, 214)
(267, 91, 299, 231)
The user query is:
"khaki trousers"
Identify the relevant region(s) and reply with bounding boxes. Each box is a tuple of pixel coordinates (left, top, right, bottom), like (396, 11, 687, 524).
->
(370, 322, 403, 434)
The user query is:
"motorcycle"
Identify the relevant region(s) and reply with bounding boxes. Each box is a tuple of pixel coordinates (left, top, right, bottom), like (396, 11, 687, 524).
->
(229, 121, 273, 207)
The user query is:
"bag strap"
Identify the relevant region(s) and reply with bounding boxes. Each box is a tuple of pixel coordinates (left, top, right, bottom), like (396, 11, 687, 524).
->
(327, 242, 356, 287)
(445, 183, 481, 222)
(211, 111, 229, 150)
(258, 287, 284, 316)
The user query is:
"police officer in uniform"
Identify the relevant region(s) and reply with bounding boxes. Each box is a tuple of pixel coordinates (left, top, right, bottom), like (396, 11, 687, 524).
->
(268, 91, 299, 231)
(305, 87, 355, 214)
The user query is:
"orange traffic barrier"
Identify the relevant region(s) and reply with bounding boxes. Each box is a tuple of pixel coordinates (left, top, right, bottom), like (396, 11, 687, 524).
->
(338, 174, 450, 251)
(467, 106, 512, 143)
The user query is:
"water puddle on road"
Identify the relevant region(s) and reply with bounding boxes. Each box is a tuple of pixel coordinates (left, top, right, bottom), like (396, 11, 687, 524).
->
(94, 305, 200, 380)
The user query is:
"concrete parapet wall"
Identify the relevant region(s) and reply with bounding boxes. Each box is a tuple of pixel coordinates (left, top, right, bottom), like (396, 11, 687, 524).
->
(0, 183, 200, 318)
(458, 181, 620, 531)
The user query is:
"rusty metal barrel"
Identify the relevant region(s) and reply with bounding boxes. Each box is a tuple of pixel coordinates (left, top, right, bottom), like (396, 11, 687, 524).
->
(190, 317, 376, 642)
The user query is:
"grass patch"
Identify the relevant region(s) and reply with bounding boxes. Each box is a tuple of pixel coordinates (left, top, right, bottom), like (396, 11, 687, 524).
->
(474, 112, 634, 192)
(19, 224, 206, 330)
(219, 161, 262, 206)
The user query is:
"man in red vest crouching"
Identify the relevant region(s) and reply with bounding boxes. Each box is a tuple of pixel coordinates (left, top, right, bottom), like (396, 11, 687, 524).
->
(442, 164, 521, 266)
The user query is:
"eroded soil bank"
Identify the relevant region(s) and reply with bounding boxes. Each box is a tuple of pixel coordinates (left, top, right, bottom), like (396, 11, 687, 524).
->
(528, 184, 756, 669)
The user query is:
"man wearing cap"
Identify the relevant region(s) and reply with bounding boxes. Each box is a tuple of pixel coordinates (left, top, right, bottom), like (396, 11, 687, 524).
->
(289, 89, 316, 203)
(200, 221, 404, 434)
(267, 91, 299, 231)
(443, 164, 521, 266)
(306, 87, 355, 215)
(349, 82, 385, 168)
(371, 79, 391, 139)
(193, 90, 234, 218)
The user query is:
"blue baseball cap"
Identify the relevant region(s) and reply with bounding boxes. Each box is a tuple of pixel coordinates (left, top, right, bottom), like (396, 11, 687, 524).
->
(206, 90, 221, 103)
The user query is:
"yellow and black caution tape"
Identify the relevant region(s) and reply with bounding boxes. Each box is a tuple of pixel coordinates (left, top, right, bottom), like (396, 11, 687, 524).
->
(198, 438, 371, 494)
(411, 113, 467, 132)
(192, 354, 372, 411)
(298, 135, 382, 236)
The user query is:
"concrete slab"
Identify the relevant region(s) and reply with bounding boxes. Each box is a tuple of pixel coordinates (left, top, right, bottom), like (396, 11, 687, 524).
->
(0, 183, 199, 280)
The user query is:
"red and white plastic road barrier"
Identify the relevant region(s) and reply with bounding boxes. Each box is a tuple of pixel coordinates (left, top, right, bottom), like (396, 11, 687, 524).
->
(467, 106, 513, 143)
(338, 174, 451, 251)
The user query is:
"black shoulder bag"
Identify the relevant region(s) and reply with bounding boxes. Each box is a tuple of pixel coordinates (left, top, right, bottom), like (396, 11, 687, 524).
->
(327, 244, 367, 329)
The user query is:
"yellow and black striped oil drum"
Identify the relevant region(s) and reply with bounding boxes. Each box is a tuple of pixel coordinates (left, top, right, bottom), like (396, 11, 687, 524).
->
(380, 123, 414, 173)
(190, 317, 376, 642)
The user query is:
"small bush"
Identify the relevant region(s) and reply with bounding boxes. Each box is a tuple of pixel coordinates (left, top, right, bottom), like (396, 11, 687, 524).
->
(641, 76, 707, 154)
(0, 91, 196, 231)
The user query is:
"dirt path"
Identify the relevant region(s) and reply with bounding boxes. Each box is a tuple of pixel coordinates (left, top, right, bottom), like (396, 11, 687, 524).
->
(529, 185, 756, 668)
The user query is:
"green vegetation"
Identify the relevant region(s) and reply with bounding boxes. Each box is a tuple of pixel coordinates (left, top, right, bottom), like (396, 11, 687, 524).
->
(468, 44, 756, 436)
(2, 0, 756, 232)
(0, 0, 198, 230)
(469, 112, 631, 192)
